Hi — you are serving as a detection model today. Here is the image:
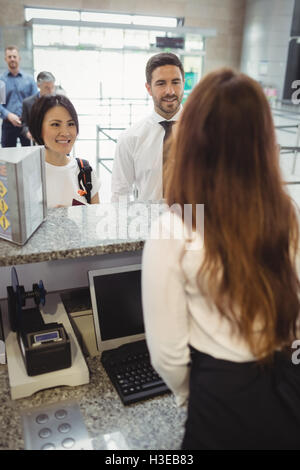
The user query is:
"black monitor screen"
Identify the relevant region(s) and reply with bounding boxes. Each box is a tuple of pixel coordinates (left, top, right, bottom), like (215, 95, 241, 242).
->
(93, 269, 144, 341)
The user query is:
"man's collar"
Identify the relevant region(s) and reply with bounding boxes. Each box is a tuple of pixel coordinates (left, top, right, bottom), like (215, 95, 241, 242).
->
(151, 105, 183, 123)
(6, 69, 22, 77)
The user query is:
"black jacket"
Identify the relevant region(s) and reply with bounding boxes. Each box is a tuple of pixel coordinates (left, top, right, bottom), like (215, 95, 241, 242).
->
(21, 92, 39, 138)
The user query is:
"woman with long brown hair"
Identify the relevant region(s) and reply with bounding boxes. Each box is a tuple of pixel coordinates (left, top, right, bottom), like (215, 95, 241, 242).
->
(142, 68, 300, 449)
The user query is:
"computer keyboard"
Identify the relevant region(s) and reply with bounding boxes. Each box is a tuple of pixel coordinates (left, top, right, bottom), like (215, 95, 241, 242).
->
(101, 340, 170, 405)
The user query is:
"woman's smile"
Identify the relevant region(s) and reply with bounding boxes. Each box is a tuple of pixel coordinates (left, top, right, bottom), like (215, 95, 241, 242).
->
(41, 105, 77, 159)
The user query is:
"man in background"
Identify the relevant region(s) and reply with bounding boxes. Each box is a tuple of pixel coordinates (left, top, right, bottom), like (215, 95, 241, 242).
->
(111, 52, 185, 202)
(0, 45, 37, 147)
(21, 71, 55, 142)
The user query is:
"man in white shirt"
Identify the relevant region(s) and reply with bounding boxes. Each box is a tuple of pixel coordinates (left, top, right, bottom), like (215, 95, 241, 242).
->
(111, 53, 185, 202)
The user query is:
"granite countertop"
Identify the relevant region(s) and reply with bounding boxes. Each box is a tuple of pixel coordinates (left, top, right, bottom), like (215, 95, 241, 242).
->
(0, 202, 186, 450)
(0, 203, 156, 267)
(0, 359, 187, 450)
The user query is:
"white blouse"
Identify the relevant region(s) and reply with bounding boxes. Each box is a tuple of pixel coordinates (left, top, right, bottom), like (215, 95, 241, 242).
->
(45, 157, 100, 208)
(142, 211, 261, 406)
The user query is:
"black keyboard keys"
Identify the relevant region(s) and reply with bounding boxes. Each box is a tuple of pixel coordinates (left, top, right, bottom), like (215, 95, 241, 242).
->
(101, 340, 170, 405)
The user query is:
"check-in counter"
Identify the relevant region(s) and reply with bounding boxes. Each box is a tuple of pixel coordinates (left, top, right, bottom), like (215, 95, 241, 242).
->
(0, 203, 186, 450)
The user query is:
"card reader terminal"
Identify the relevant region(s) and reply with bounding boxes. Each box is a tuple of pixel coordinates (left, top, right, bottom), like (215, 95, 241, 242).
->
(32, 329, 62, 346)
(7, 268, 71, 377)
(19, 322, 71, 376)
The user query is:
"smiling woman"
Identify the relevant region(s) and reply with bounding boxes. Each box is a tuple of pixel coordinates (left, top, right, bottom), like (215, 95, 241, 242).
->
(42, 106, 77, 165)
(29, 94, 100, 208)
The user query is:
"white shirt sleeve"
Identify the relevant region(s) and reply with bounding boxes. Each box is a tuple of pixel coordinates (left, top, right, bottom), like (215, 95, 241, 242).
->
(111, 132, 135, 202)
(142, 235, 191, 406)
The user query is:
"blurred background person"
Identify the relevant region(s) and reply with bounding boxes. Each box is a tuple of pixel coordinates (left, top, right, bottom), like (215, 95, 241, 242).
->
(29, 94, 100, 208)
(55, 84, 66, 95)
(142, 68, 300, 450)
(0, 45, 37, 147)
(21, 70, 56, 142)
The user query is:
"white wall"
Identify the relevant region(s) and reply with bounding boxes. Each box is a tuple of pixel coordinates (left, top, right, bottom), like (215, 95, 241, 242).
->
(240, 0, 294, 98)
(0, 0, 247, 73)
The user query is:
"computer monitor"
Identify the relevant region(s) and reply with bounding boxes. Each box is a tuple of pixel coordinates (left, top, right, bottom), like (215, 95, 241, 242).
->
(88, 264, 145, 353)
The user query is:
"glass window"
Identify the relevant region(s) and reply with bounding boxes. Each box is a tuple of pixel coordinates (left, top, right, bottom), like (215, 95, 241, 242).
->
(124, 30, 150, 49)
(182, 56, 203, 103)
(99, 51, 124, 98)
(33, 48, 100, 98)
(132, 15, 177, 28)
(25, 8, 80, 21)
(61, 26, 80, 46)
(123, 52, 152, 99)
(32, 23, 204, 103)
(79, 27, 104, 46)
(32, 25, 62, 46)
(149, 31, 169, 47)
(185, 34, 204, 52)
(26, 7, 177, 29)
(102, 28, 124, 49)
(80, 11, 177, 28)
(81, 12, 131, 24)
(32, 24, 80, 47)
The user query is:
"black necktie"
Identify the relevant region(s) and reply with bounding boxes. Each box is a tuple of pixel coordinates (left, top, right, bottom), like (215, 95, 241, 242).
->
(159, 120, 175, 197)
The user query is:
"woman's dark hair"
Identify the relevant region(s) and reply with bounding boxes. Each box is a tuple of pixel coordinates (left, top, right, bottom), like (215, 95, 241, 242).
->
(29, 94, 79, 145)
(145, 52, 184, 84)
(165, 67, 300, 360)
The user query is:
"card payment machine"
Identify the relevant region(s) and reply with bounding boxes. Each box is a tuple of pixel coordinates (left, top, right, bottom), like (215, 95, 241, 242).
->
(7, 267, 71, 376)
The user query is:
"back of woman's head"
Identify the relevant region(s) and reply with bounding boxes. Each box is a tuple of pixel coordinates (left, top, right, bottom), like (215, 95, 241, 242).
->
(167, 68, 280, 213)
(166, 68, 300, 359)
(29, 94, 79, 145)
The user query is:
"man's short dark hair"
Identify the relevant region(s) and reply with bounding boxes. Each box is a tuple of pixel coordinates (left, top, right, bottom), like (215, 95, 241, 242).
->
(29, 94, 79, 145)
(37, 71, 55, 83)
(146, 53, 184, 84)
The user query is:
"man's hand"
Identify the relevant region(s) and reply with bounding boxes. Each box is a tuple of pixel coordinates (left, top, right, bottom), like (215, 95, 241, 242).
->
(26, 131, 32, 140)
(7, 112, 22, 127)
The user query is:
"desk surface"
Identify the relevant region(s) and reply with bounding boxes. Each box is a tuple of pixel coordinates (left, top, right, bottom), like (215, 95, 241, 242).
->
(0, 357, 186, 450)
(0, 203, 186, 449)
(0, 203, 150, 267)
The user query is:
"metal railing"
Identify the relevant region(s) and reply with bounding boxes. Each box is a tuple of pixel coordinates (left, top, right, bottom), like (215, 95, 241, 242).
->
(70, 99, 300, 189)
(277, 124, 300, 174)
(68, 97, 152, 178)
(96, 125, 125, 178)
(274, 113, 300, 181)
